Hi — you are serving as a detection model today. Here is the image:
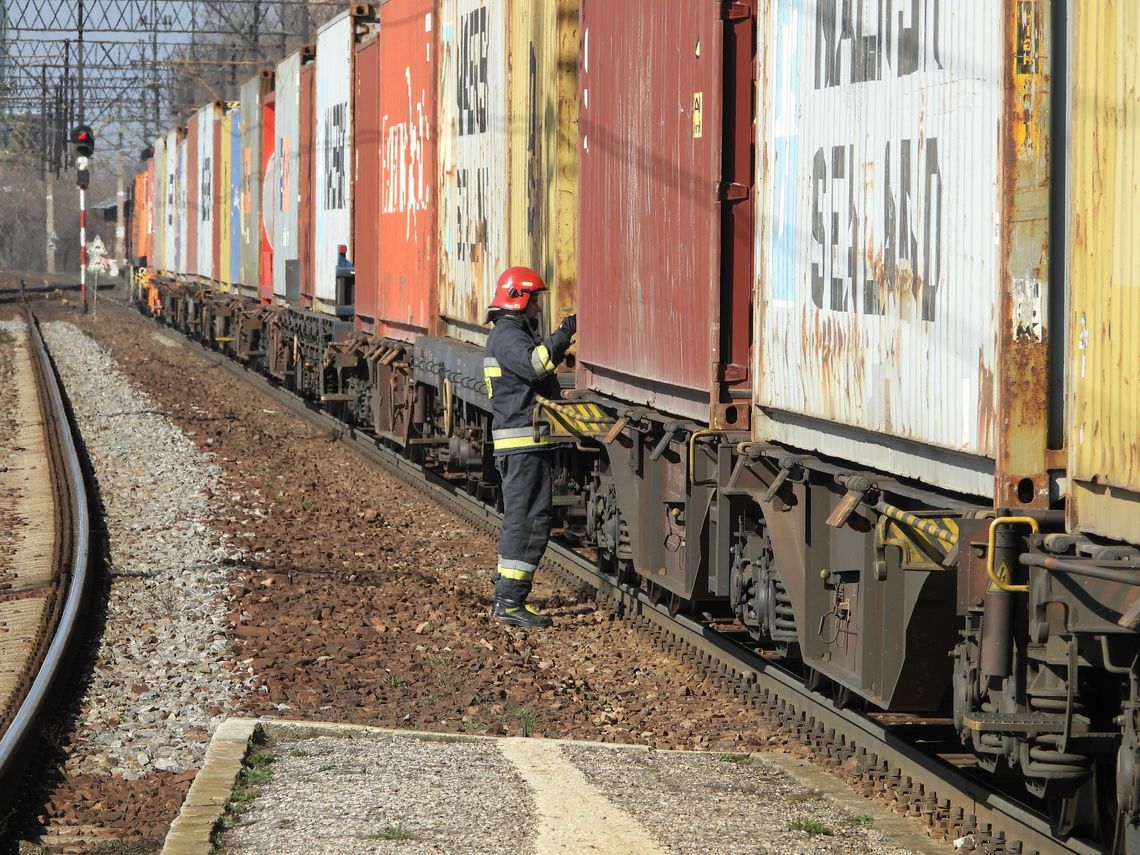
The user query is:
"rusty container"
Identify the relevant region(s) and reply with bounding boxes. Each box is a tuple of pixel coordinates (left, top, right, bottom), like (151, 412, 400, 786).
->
(438, 0, 579, 346)
(438, 0, 511, 345)
(752, 0, 1052, 500)
(186, 113, 200, 277)
(1067, 1, 1140, 545)
(367, 0, 438, 341)
(576, 0, 754, 426)
(239, 74, 268, 297)
(272, 52, 302, 301)
(507, 0, 579, 331)
(299, 58, 317, 306)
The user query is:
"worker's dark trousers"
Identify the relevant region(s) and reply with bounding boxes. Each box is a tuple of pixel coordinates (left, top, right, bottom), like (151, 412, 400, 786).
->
(493, 451, 553, 602)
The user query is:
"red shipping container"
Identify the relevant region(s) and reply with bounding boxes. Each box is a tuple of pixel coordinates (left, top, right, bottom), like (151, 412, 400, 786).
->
(133, 161, 154, 265)
(575, 1, 753, 428)
(186, 113, 200, 277)
(376, 0, 436, 340)
(299, 61, 316, 307)
(354, 34, 382, 327)
(260, 91, 276, 301)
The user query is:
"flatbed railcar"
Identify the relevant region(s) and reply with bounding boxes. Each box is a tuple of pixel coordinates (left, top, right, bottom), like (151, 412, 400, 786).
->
(131, 2, 1140, 851)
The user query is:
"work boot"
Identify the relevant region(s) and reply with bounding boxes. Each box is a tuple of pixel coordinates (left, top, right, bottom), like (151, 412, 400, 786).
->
(491, 596, 553, 628)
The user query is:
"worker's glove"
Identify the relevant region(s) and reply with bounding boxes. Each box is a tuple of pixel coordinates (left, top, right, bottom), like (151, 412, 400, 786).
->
(559, 314, 577, 337)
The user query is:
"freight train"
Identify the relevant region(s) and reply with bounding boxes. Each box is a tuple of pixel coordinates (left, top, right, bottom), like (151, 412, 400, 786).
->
(132, 2, 1140, 850)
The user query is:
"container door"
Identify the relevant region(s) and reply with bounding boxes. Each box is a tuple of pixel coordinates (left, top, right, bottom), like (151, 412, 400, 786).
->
(438, 0, 510, 344)
(314, 12, 355, 310)
(261, 91, 276, 301)
(576, 0, 727, 422)
(186, 115, 200, 277)
(1068, 1, 1140, 544)
(354, 36, 382, 327)
(300, 61, 316, 306)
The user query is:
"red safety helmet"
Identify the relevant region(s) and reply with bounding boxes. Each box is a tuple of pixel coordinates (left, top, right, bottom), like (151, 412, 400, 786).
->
(484, 266, 547, 323)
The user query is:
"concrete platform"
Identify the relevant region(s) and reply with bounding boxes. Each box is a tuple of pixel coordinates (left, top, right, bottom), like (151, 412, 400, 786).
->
(164, 718, 949, 855)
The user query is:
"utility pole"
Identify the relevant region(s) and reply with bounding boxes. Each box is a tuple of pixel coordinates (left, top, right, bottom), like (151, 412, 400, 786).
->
(41, 64, 56, 273)
(116, 115, 126, 269)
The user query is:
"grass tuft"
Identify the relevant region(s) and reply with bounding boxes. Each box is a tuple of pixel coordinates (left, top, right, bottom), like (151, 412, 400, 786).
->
(366, 826, 415, 841)
(790, 819, 833, 836)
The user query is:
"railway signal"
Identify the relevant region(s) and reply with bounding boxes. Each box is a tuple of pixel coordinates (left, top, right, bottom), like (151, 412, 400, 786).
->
(71, 124, 95, 312)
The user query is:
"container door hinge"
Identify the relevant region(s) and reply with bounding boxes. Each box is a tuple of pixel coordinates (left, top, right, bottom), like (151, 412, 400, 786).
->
(717, 181, 749, 202)
(717, 1, 751, 22)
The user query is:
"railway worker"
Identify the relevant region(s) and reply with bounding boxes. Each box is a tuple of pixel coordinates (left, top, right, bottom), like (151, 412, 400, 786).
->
(483, 266, 577, 628)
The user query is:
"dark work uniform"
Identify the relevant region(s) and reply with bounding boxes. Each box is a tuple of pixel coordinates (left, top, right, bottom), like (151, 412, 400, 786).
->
(483, 313, 573, 605)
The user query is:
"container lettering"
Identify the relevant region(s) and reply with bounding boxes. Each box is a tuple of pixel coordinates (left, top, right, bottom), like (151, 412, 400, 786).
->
(810, 137, 942, 321)
(458, 7, 488, 135)
(323, 102, 347, 211)
(456, 165, 488, 262)
(382, 66, 430, 236)
(814, 0, 942, 89)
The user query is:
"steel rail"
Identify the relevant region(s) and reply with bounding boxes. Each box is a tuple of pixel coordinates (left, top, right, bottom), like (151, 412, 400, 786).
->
(0, 310, 92, 799)
(146, 314, 1097, 855)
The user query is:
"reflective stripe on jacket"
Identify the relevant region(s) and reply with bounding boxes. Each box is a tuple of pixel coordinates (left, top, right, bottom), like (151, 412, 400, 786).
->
(484, 313, 572, 455)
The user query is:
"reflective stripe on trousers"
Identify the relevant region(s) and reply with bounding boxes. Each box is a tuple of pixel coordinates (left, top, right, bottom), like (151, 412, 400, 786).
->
(494, 451, 553, 601)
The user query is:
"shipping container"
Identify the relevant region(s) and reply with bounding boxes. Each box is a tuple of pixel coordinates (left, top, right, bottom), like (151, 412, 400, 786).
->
(132, 159, 154, 266)
(314, 10, 364, 311)
(368, 0, 437, 340)
(177, 134, 189, 274)
(751, 0, 1051, 499)
(239, 74, 269, 297)
(354, 31, 383, 327)
(299, 60, 316, 306)
(186, 113, 200, 276)
(195, 102, 221, 282)
(1068, 1, 1140, 545)
(161, 129, 180, 273)
(273, 52, 302, 300)
(229, 103, 242, 287)
(576, 0, 753, 425)
(153, 135, 167, 272)
(218, 103, 239, 289)
(261, 90, 277, 300)
(507, 0, 579, 327)
(438, 0, 510, 344)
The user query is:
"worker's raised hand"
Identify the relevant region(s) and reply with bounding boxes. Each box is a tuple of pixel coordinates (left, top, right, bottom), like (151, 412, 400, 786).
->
(559, 314, 577, 337)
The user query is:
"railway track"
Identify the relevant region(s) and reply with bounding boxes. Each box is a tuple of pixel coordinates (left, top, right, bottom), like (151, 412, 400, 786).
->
(0, 308, 92, 812)
(140, 309, 1094, 855)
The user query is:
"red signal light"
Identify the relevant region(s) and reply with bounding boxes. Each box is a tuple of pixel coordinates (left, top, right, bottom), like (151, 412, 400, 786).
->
(337, 244, 347, 255)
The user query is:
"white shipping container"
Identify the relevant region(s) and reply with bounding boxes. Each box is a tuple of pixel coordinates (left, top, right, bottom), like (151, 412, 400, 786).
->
(197, 104, 217, 280)
(177, 135, 189, 275)
(273, 52, 302, 299)
(754, 0, 1005, 497)
(314, 13, 354, 307)
(163, 130, 180, 274)
(438, 0, 510, 344)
